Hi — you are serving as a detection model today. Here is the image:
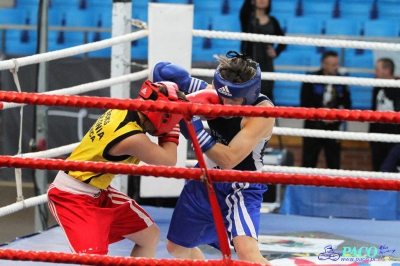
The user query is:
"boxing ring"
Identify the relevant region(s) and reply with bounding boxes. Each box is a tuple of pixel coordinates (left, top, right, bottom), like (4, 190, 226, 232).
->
(1, 2, 400, 265)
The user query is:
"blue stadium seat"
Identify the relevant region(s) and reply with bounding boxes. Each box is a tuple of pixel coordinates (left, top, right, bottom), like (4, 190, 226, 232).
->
(48, 9, 96, 27)
(303, 2, 335, 19)
(338, 1, 373, 20)
(48, 30, 85, 54)
(0, 8, 38, 56)
(193, 13, 206, 30)
(133, 0, 150, 9)
(91, 9, 112, 28)
(157, 0, 189, 3)
(351, 74, 374, 111)
(131, 42, 148, 60)
(273, 80, 301, 107)
(363, 20, 400, 37)
(5, 29, 38, 55)
(227, 0, 243, 14)
(87, 0, 112, 9)
(50, 0, 84, 10)
(0, 8, 25, 24)
(16, 0, 39, 8)
(274, 50, 314, 66)
(211, 14, 241, 32)
(324, 18, 362, 36)
(285, 17, 324, 52)
(192, 46, 214, 62)
(285, 17, 324, 35)
(271, 0, 297, 19)
(192, 0, 222, 13)
(349, 84, 373, 110)
(308, 54, 322, 67)
(344, 53, 374, 69)
(377, 1, 400, 20)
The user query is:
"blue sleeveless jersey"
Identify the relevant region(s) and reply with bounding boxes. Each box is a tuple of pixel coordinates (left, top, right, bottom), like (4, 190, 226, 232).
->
(207, 94, 272, 171)
(167, 94, 273, 250)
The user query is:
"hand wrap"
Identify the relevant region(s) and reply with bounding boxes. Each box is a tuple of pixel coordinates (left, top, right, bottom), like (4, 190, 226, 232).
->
(180, 116, 216, 153)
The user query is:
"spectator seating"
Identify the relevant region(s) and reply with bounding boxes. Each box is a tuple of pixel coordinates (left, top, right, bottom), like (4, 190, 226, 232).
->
(344, 52, 374, 69)
(324, 18, 361, 36)
(338, 0, 374, 20)
(0, 8, 38, 55)
(271, 0, 298, 20)
(302, 1, 335, 19)
(376, 0, 400, 20)
(274, 50, 315, 67)
(5, 28, 38, 55)
(50, 0, 84, 10)
(87, 0, 112, 10)
(346, 73, 374, 110)
(273, 80, 302, 107)
(0, 8, 26, 24)
(15, 0, 39, 8)
(363, 19, 400, 37)
(286, 17, 324, 35)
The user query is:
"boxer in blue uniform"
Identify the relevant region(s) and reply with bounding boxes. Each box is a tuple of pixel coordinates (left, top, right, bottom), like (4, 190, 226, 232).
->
(150, 51, 274, 265)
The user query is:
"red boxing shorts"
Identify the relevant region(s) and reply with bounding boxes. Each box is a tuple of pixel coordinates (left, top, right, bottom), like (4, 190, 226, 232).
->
(47, 171, 154, 255)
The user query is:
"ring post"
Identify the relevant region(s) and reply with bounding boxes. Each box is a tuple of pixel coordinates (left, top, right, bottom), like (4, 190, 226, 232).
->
(140, 3, 194, 198)
(109, 0, 132, 194)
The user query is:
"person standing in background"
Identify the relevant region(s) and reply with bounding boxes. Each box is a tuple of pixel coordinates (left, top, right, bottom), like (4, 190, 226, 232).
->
(369, 58, 400, 171)
(300, 50, 351, 169)
(240, 0, 286, 102)
(380, 143, 400, 173)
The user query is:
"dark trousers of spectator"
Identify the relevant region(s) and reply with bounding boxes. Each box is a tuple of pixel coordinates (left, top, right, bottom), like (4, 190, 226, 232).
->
(370, 141, 396, 171)
(302, 137, 341, 169)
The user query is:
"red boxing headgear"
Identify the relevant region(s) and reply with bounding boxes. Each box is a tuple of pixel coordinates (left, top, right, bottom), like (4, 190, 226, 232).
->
(137, 79, 184, 136)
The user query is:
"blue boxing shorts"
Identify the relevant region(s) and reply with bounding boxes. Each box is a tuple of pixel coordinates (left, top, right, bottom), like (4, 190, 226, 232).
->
(167, 179, 267, 250)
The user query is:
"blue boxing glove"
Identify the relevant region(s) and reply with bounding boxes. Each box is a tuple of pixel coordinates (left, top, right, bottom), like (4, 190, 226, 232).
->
(149, 61, 208, 94)
(179, 116, 216, 153)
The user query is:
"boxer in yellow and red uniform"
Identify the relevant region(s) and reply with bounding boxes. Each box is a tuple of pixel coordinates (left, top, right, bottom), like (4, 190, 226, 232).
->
(47, 80, 188, 260)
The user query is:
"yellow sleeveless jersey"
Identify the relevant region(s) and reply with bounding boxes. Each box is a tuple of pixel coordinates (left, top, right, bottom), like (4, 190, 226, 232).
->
(67, 109, 143, 189)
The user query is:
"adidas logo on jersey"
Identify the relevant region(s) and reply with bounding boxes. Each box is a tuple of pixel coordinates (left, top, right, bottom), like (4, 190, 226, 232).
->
(217, 86, 232, 97)
(141, 87, 147, 94)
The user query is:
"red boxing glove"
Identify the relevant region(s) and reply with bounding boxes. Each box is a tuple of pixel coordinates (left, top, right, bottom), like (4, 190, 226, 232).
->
(187, 89, 221, 104)
(187, 89, 221, 120)
(158, 123, 180, 146)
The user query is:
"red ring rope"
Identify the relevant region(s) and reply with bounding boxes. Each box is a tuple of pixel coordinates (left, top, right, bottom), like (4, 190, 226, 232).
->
(0, 248, 258, 266)
(1, 156, 399, 191)
(0, 90, 399, 123)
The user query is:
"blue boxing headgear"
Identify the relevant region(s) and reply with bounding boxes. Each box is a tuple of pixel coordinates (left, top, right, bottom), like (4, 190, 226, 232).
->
(213, 51, 261, 105)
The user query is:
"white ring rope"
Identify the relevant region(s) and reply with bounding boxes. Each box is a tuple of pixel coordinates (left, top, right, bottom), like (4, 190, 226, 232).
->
(193, 29, 400, 52)
(273, 127, 400, 143)
(0, 194, 48, 218)
(1, 70, 149, 110)
(263, 165, 400, 180)
(191, 68, 400, 88)
(186, 160, 400, 180)
(11, 126, 400, 165)
(12, 125, 400, 162)
(0, 30, 148, 71)
(16, 143, 79, 159)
